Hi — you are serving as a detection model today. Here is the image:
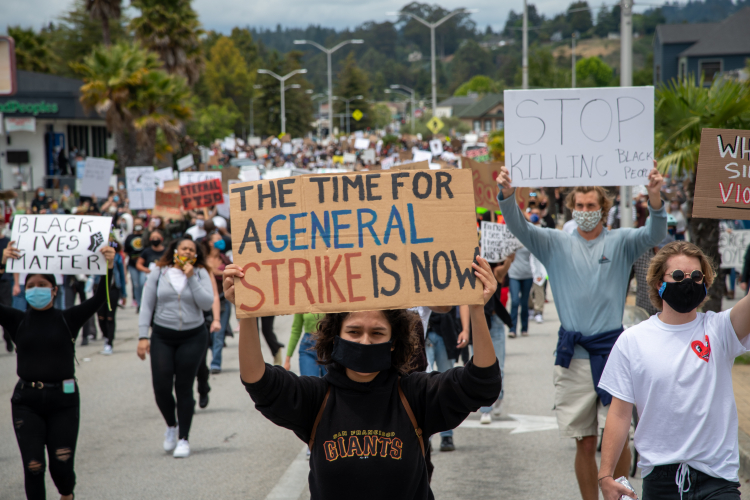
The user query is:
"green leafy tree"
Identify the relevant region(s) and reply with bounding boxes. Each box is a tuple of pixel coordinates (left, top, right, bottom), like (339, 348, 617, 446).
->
(369, 103, 393, 130)
(449, 40, 494, 92)
(575, 57, 613, 86)
(230, 27, 260, 70)
(202, 36, 254, 134)
(454, 75, 502, 96)
(488, 129, 504, 162)
(255, 51, 313, 137)
(7, 26, 57, 73)
(86, 0, 122, 46)
(399, 2, 477, 56)
(334, 52, 371, 131)
(655, 77, 750, 311)
(186, 98, 240, 146)
(130, 0, 203, 84)
(567, 2, 593, 34)
(75, 42, 192, 168)
(514, 46, 571, 88)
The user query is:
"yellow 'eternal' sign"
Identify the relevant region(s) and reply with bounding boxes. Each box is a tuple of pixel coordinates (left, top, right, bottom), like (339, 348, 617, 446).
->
(427, 116, 444, 134)
(352, 109, 363, 122)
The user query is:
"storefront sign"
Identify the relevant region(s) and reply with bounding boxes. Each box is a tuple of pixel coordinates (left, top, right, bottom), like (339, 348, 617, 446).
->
(4, 117, 35, 133)
(0, 100, 58, 115)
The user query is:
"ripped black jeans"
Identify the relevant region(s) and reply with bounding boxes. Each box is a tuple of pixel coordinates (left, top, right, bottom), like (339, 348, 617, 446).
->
(11, 380, 80, 500)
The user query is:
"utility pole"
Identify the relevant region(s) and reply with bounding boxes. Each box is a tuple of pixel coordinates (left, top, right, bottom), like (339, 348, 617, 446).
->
(571, 32, 576, 88)
(386, 85, 416, 134)
(257, 69, 307, 135)
(619, 0, 634, 228)
(293, 39, 364, 138)
(522, 0, 529, 89)
(250, 84, 262, 139)
(388, 8, 478, 116)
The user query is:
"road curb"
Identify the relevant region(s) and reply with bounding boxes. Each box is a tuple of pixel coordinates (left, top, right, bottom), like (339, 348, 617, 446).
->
(739, 427, 750, 480)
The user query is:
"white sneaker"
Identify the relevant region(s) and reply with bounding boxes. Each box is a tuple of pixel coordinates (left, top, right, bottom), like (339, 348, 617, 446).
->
(535, 314, 544, 324)
(493, 400, 504, 417)
(480, 413, 492, 424)
(173, 439, 190, 458)
(101, 344, 113, 355)
(163, 426, 178, 452)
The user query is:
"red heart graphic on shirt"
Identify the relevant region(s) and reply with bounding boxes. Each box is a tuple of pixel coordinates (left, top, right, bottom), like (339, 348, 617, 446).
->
(691, 335, 711, 362)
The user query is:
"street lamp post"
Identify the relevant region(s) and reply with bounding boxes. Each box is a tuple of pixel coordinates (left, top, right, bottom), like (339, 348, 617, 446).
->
(522, 0, 529, 89)
(619, 0, 634, 228)
(333, 95, 363, 134)
(293, 39, 364, 138)
(257, 69, 307, 135)
(388, 8, 477, 116)
(250, 83, 262, 139)
(385, 85, 416, 133)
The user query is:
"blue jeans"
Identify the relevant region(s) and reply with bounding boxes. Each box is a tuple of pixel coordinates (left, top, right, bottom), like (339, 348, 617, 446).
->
(509, 278, 533, 333)
(210, 299, 232, 370)
(426, 330, 456, 437)
(299, 333, 325, 377)
(12, 285, 26, 310)
(480, 314, 505, 413)
(129, 267, 145, 305)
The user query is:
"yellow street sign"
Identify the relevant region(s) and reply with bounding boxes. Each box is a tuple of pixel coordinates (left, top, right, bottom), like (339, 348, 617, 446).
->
(352, 109, 363, 121)
(427, 116, 444, 134)
(278, 132, 286, 139)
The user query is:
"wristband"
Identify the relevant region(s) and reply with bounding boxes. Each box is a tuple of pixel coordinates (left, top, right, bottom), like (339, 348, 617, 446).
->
(597, 475, 613, 483)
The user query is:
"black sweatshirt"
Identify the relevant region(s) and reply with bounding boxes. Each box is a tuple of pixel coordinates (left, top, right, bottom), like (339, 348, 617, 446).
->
(0, 273, 113, 382)
(243, 359, 501, 500)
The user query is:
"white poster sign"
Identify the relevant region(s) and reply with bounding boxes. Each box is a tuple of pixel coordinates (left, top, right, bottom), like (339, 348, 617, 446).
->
(354, 138, 370, 150)
(176, 154, 195, 171)
(125, 166, 156, 210)
(429, 139, 444, 156)
(381, 156, 395, 170)
(281, 143, 292, 155)
(179, 171, 222, 186)
(362, 149, 376, 163)
(254, 147, 268, 158)
(248, 136, 261, 146)
(343, 152, 357, 164)
(719, 228, 750, 269)
(153, 167, 174, 189)
(504, 86, 655, 187)
(80, 157, 115, 198)
(481, 221, 524, 263)
(7, 215, 112, 275)
(413, 149, 433, 163)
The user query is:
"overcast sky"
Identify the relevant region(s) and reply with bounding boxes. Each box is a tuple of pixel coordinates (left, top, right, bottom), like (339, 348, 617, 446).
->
(0, 0, 618, 35)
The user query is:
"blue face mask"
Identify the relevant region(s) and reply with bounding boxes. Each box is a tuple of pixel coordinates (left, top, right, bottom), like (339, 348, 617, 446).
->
(38, 191, 45, 198)
(113, 195, 120, 202)
(530, 214, 540, 223)
(214, 239, 226, 251)
(25, 287, 53, 309)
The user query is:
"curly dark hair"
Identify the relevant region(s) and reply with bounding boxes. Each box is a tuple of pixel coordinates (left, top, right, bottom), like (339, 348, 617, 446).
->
(155, 236, 207, 269)
(315, 310, 421, 374)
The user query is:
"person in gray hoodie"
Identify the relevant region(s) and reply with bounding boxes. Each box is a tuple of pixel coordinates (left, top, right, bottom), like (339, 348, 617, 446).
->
(137, 237, 215, 459)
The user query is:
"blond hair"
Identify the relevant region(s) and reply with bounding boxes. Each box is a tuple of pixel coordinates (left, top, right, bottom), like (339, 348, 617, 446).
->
(646, 241, 715, 311)
(564, 186, 613, 215)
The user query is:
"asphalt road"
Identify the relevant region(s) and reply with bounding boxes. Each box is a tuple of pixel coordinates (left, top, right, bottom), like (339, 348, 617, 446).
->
(1, 298, 748, 499)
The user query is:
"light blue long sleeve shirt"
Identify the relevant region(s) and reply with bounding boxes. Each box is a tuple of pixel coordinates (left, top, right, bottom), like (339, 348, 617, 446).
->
(497, 192, 667, 358)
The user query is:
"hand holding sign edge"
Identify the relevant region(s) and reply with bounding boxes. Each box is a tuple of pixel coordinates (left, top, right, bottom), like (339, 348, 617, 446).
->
(647, 159, 664, 210)
(496, 165, 515, 200)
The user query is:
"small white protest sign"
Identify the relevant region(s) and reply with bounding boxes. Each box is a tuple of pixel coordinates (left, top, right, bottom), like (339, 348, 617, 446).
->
(429, 139, 444, 156)
(7, 215, 112, 275)
(153, 167, 174, 189)
(80, 157, 114, 198)
(177, 154, 195, 171)
(179, 171, 222, 186)
(504, 86, 655, 187)
(281, 143, 292, 155)
(481, 221, 524, 263)
(381, 156, 395, 170)
(413, 149, 433, 163)
(254, 147, 268, 158)
(362, 149, 376, 163)
(343, 152, 357, 164)
(354, 138, 370, 150)
(125, 166, 156, 210)
(719, 228, 750, 269)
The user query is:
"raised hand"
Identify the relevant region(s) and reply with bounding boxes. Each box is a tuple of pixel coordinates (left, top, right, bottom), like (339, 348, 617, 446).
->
(100, 246, 116, 269)
(495, 165, 514, 199)
(223, 264, 244, 306)
(2, 241, 20, 265)
(472, 256, 498, 305)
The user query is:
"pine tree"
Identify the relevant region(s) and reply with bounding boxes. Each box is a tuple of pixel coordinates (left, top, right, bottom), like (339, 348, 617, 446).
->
(334, 52, 371, 132)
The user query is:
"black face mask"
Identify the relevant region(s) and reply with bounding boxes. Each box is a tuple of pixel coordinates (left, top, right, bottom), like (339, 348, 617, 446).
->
(150, 239, 162, 247)
(659, 279, 707, 313)
(331, 336, 393, 373)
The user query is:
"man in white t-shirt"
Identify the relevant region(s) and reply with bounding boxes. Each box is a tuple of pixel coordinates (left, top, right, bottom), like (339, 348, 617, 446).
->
(184, 212, 207, 241)
(598, 241, 750, 500)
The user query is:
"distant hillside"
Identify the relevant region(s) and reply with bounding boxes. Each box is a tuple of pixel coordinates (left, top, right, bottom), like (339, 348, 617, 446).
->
(662, 0, 750, 24)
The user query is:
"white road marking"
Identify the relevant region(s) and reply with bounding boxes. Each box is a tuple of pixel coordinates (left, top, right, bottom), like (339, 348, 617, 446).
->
(265, 445, 309, 500)
(459, 414, 558, 434)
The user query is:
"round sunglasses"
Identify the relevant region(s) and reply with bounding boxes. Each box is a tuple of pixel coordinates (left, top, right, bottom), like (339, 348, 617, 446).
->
(665, 269, 704, 283)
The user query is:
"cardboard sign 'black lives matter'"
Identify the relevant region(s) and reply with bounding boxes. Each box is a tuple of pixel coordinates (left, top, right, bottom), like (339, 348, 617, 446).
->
(229, 170, 483, 318)
(694, 128, 750, 219)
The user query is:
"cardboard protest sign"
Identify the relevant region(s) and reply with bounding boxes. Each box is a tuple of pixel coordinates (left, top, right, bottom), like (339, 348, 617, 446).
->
(7, 215, 112, 275)
(504, 86, 655, 187)
(80, 157, 114, 198)
(719, 227, 750, 269)
(229, 169, 483, 317)
(398, 151, 412, 162)
(462, 156, 502, 211)
(180, 179, 223, 210)
(221, 167, 240, 192)
(125, 166, 156, 210)
(177, 154, 195, 171)
(152, 190, 182, 219)
(693, 128, 750, 219)
(153, 167, 174, 189)
(179, 171, 222, 186)
(480, 221, 524, 263)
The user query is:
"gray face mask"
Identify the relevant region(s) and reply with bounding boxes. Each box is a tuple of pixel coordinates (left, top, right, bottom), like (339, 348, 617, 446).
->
(571, 209, 602, 232)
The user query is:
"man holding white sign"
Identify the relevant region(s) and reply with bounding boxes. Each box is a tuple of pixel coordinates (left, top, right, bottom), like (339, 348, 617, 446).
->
(496, 162, 666, 500)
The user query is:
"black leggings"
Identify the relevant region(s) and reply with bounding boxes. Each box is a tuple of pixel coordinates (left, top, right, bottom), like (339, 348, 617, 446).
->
(97, 287, 120, 347)
(259, 316, 283, 356)
(11, 381, 80, 500)
(150, 323, 207, 440)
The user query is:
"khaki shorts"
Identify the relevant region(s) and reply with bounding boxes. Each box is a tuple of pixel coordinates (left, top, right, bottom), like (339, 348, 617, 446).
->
(553, 358, 608, 439)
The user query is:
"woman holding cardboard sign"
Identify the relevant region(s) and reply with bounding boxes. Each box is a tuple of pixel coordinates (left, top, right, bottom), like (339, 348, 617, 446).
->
(223, 257, 502, 500)
(0, 243, 115, 500)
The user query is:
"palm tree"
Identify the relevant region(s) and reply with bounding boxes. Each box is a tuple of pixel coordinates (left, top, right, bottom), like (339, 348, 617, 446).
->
(75, 42, 192, 167)
(655, 76, 750, 311)
(129, 0, 203, 85)
(86, 0, 122, 47)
